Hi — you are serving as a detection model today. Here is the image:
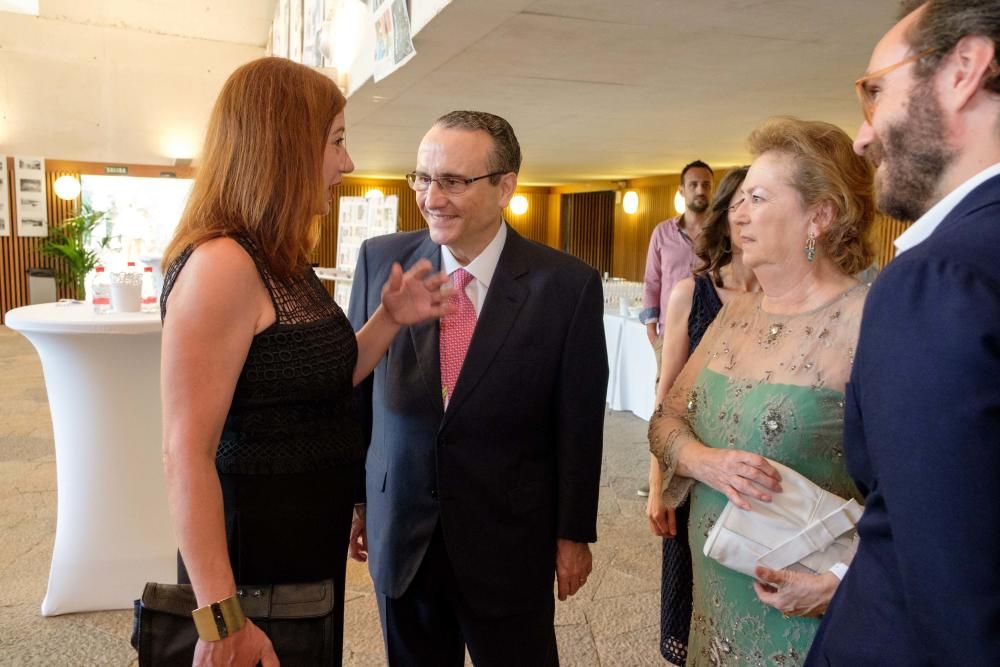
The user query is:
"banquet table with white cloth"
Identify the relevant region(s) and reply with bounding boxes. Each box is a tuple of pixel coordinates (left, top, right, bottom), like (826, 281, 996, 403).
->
(603, 312, 657, 421)
(5, 303, 175, 615)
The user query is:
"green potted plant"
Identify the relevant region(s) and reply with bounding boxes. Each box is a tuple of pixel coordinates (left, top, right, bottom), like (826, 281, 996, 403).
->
(41, 203, 114, 300)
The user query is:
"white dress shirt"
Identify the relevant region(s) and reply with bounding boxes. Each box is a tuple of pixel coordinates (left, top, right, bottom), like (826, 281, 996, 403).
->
(894, 161, 1000, 255)
(440, 221, 508, 317)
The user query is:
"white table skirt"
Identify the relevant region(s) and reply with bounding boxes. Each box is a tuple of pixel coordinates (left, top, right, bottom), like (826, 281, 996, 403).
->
(5, 303, 176, 615)
(603, 313, 657, 421)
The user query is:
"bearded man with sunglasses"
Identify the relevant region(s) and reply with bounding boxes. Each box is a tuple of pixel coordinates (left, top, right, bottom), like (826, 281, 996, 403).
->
(348, 110, 607, 666)
(807, 2, 1000, 664)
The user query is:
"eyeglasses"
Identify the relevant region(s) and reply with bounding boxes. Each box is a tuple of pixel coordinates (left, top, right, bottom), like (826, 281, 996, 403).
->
(727, 197, 745, 214)
(405, 171, 506, 195)
(855, 48, 936, 124)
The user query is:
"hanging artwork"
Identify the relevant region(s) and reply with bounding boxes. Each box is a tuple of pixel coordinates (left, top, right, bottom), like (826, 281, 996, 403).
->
(271, 0, 289, 58)
(0, 157, 10, 237)
(302, 0, 325, 67)
(289, 0, 303, 62)
(14, 156, 47, 237)
(373, 0, 416, 82)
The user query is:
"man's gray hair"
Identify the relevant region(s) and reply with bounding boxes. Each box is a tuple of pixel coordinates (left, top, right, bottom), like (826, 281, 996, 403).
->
(434, 110, 522, 183)
(899, 0, 1000, 95)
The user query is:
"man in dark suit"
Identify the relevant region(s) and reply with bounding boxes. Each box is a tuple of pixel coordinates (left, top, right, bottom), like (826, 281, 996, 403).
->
(348, 110, 608, 665)
(807, 1, 1000, 664)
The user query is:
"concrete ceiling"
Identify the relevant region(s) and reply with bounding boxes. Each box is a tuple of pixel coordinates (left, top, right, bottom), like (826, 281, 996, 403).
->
(35, 0, 276, 47)
(345, 0, 900, 184)
(3, 0, 901, 184)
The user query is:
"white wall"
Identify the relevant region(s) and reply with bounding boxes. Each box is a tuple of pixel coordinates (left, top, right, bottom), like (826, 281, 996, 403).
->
(0, 11, 265, 165)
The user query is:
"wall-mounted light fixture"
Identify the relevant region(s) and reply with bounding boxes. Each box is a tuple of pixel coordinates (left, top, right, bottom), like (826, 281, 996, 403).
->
(674, 189, 686, 215)
(364, 188, 384, 200)
(163, 134, 196, 163)
(622, 191, 639, 215)
(509, 194, 529, 215)
(53, 175, 81, 201)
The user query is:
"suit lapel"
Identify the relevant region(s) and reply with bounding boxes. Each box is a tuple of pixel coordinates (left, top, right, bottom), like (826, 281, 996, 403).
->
(408, 236, 445, 415)
(933, 173, 1000, 240)
(442, 226, 529, 427)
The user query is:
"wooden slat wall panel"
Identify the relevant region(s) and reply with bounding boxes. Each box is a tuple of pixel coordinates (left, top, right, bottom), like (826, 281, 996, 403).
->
(612, 178, 680, 281)
(547, 194, 562, 249)
(0, 161, 79, 323)
(312, 180, 904, 289)
(2, 165, 904, 324)
(503, 192, 549, 244)
(310, 178, 424, 271)
(312, 180, 558, 271)
(870, 213, 907, 268)
(561, 191, 614, 274)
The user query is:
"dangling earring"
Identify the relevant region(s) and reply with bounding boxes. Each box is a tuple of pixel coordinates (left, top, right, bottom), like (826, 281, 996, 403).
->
(722, 236, 732, 254)
(805, 232, 817, 262)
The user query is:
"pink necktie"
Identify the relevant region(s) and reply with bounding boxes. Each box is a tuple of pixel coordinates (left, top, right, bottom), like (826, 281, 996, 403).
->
(440, 268, 476, 407)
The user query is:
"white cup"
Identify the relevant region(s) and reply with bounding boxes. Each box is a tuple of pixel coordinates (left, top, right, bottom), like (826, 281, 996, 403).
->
(111, 282, 141, 312)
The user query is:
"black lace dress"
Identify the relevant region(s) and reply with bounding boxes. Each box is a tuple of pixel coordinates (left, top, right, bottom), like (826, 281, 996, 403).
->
(659, 274, 722, 664)
(162, 234, 363, 663)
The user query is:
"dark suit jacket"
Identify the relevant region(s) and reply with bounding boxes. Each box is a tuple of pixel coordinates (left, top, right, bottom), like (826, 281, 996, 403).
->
(348, 225, 608, 618)
(807, 174, 1000, 665)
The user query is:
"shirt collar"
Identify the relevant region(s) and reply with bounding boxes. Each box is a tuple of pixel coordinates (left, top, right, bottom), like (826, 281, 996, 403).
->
(895, 161, 1000, 255)
(441, 221, 508, 288)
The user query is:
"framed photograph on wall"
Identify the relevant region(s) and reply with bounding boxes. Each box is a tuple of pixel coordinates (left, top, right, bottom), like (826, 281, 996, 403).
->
(14, 156, 47, 237)
(0, 157, 10, 237)
(289, 0, 303, 63)
(373, 0, 415, 82)
(302, 0, 324, 67)
(271, 0, 289, 58)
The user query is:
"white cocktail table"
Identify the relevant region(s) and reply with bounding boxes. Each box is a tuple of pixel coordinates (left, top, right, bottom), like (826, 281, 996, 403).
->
(5, 302, 176, 615)
(603, 313, 657, 421)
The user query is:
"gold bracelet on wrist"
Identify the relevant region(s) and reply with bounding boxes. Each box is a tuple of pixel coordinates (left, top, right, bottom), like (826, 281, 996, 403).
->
(192, 594, 247, 641)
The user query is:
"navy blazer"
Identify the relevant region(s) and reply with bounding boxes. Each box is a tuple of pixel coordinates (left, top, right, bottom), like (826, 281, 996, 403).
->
(807, 175, 1000, 665)
(348, 225, 608, 618)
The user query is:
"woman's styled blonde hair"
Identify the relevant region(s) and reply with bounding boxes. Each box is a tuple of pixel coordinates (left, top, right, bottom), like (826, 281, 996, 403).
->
(164, 57, 346, 278)
(747, 117, 875, 275)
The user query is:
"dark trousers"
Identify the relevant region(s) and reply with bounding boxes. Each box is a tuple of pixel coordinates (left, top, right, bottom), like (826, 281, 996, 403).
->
(377, 524, 558, 667)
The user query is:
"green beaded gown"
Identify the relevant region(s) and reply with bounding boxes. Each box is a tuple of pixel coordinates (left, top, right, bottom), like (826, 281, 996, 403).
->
(650, 286, 866, 667)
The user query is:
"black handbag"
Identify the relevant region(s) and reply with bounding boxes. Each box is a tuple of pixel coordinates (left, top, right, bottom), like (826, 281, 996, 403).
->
(130, 579, 338, 666)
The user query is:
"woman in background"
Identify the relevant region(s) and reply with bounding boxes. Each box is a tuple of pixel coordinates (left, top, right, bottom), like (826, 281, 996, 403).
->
(645, 167, 756, 665)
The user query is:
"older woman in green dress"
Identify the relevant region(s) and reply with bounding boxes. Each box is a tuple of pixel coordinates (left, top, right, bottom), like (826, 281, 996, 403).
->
(649, 117, 875, 666)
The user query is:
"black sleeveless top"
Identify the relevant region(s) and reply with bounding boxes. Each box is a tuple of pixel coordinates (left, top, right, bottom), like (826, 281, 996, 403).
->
(161, 234, 363, 474)
(687, 274, 723, 355)
(660, 272, 725, 665)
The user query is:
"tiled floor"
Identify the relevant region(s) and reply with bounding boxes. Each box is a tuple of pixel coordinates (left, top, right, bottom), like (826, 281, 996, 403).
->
(0, 325, 671, 666)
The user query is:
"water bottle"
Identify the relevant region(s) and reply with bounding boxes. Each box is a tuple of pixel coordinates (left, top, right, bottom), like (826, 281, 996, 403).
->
(141, 266, 158, 313)
(92, 266, 111, 314)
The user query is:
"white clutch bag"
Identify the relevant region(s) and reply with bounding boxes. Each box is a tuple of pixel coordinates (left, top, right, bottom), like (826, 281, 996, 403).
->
(703, 458, 862, 578)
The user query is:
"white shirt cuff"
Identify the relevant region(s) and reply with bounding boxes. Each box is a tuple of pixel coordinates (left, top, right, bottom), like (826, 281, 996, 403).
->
(828, 562, 849, 581)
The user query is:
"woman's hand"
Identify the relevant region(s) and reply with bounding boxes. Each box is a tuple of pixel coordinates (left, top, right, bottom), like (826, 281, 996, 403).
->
(753, 566, 840, 618)
(380, 259, 452, 326)
(683, 444, 782, 510)
(646, 492, 677, 538)
(645, 457, 677, 538)
(193, 619, 280, 666)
